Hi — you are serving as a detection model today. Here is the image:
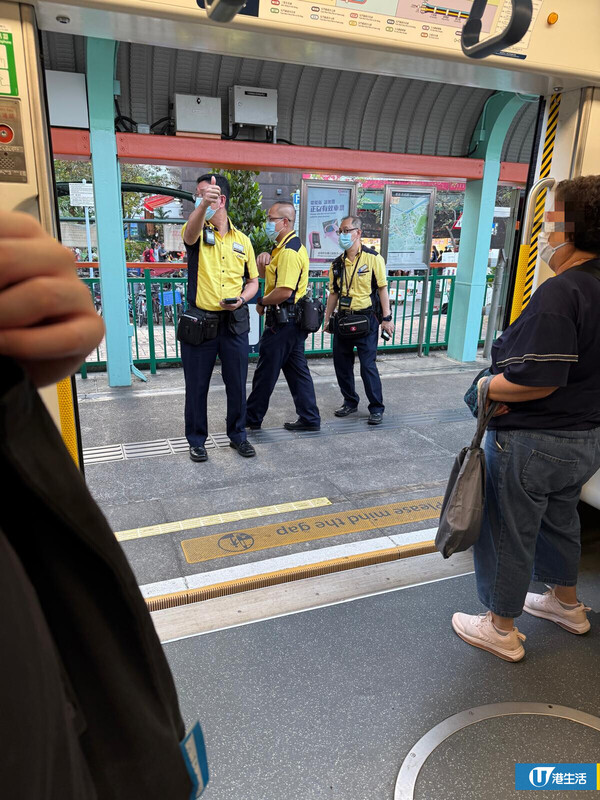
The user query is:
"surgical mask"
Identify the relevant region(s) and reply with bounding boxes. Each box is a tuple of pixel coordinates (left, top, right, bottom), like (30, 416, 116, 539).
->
(265, 220, 280, 241)
(339, 232, 354, 250)
(195, 196, 216, 221)
(538, 230, 570, 267)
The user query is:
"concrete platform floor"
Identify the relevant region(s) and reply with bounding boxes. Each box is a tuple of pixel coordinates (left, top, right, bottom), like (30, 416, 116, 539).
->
(77, 352, 487, 590)
(76, 351, 600, 603)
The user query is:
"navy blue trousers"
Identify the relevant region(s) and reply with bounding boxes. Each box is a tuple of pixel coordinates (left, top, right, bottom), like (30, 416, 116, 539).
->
(181, 321, 248, 447)
(332, 314, 384, 413)
(246, 321, 320, 427)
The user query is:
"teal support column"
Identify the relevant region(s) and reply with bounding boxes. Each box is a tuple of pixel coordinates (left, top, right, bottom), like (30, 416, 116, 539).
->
(447, 92, 530, 362)
(86, 38, 131, 386)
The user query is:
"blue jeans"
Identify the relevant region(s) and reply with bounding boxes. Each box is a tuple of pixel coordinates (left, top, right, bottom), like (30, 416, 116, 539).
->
(474, 427, 600, 618)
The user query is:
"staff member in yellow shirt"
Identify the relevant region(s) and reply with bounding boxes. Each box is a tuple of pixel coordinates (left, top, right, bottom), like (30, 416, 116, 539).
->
(323, 216, 394, 425)
(246, 203, 320, 431)
(181, 174, 259, 462)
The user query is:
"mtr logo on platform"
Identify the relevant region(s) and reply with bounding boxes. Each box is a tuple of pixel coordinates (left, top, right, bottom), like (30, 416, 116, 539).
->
(515, 764, 600, 790)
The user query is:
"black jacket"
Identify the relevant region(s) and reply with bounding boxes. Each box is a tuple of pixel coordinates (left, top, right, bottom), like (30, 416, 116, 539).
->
(0, 358, 191, 799)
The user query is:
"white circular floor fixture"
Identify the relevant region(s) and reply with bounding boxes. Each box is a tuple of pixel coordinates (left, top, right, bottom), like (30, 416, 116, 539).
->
(394, 702, 600, 800)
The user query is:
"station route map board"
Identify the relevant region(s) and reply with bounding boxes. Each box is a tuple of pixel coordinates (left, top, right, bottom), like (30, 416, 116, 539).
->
(258, 0, 543, 59)
(386, 189, 430, 266)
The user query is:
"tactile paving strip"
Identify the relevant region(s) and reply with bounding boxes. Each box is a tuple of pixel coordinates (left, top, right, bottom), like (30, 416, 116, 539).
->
(83, 408, 471, 465)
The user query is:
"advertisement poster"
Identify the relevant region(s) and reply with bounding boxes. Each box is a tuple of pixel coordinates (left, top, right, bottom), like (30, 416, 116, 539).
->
(302, 182, 355, 265)
(384, 188, 434, 269)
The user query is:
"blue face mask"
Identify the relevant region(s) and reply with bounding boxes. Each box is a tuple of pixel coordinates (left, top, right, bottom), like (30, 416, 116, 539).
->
(339, 233, 353, 250)
(195, 196, 216, 221)
(265, 220, 280, 241)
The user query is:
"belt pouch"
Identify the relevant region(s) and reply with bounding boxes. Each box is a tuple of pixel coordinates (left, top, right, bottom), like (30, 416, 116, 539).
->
(336, 313, 370, 339)
(203, 312, 220, 341)
(297, 297, 324, 333)
(228, 304, 250, 335)
(177, 308, 206, 346)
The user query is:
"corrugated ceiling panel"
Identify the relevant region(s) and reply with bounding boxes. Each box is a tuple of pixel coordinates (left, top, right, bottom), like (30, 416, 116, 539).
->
(41, 31, 536, 164)
(308, 70, 338, 148)
(290, 67, 322, 147)
(360, 75, 393, 152)
(343, 73, 378, 150)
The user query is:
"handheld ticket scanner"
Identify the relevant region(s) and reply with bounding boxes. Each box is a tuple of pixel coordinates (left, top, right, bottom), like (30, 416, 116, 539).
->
(0, 1, 84, 469)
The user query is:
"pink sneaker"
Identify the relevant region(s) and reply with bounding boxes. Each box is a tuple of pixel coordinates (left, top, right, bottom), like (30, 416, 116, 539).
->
(524, 587, 591, 634)
(452, 611, 526, 662)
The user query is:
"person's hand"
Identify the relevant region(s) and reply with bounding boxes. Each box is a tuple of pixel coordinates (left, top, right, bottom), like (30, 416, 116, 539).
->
(0, 211, 105, 387)
(382, 319, 395, 336)
(256, 303, 265, 316)
(323, 316, 330, 331)
(256, 252, 271, 270)
(219, 297, 243, 311)
(197, 175, 221, 210)
(492, 402, 510, 417)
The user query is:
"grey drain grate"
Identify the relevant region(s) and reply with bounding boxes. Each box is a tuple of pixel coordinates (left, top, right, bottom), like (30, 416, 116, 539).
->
(83, 408, 471, 466)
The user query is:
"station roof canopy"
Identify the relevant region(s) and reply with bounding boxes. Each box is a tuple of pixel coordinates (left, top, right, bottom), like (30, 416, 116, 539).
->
(42, 31, 538, 165)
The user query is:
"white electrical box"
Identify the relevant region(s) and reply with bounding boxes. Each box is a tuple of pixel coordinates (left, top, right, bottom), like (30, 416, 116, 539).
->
(174, 94, 222, 136)
(45, 71, 89, 128)
(229, 86, 278, 128)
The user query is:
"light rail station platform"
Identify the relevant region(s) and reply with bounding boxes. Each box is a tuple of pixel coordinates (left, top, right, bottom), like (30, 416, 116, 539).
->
(77, 351, 600, 800)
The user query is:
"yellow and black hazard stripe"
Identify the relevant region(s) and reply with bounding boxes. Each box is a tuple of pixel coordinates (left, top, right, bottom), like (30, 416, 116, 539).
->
(56, 376, 83, 469)
(510, 93, 561, 324)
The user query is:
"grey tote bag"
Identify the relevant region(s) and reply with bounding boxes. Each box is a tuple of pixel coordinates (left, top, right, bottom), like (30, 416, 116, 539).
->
(436, 377, 499, 558)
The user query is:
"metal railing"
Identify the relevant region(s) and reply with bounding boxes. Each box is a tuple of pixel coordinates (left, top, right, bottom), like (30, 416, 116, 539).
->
(79, 269, 458, 376)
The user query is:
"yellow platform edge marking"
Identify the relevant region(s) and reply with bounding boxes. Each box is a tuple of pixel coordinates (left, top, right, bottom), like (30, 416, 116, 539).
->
(181, 496, 443, 565)
(115, 497, 332, 542)
(146, 540, 437, 613)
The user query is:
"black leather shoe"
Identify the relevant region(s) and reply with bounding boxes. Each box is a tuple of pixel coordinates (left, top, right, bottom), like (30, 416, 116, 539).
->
(246, 423, 261, 430)
(334, 404, 357, 417)
(230, 440, 256, 458)
(367, 412, 383, 426)
(284, 419, 321, 432)
(189, 445, 208, 462)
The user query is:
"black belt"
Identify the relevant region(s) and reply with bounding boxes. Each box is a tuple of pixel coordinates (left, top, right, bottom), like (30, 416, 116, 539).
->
(339, 307, 373, 316)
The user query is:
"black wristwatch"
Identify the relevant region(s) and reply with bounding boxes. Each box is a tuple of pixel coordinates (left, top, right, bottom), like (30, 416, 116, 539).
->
(382, 314, 393, 322)
(239, 296, 246, 305)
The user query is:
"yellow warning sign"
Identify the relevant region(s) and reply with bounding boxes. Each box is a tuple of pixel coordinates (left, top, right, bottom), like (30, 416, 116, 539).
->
(181, 496, 443, 564)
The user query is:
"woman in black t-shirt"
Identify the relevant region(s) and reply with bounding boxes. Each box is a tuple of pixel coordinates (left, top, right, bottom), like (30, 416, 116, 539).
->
(453, 176, 600, 663)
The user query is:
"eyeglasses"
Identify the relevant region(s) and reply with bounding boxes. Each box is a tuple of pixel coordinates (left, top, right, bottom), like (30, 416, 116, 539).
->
(339, 227, 359, 234)
(268, 216, 287, 223)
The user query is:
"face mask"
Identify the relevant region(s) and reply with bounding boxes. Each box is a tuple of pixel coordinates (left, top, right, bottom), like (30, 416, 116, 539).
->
(538, 230, 570, 268)
(339, 233, 354, 250)
(266, 220, 280, 242)
(195, 196, 217, 220)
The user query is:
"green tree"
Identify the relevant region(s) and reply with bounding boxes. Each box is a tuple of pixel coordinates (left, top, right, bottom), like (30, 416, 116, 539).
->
(213, 169, 270, 254)
(152, 205, 169, 240)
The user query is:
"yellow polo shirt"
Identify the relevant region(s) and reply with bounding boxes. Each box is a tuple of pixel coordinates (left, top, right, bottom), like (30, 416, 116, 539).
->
(264, 231, 309, 300)
(329, 246, 387, 310)
(183, 219, 258, 312)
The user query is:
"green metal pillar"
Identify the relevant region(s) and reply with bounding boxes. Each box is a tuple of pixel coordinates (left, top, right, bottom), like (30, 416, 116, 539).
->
(86, 38, 131, 386)
(447, 92, 531, 362)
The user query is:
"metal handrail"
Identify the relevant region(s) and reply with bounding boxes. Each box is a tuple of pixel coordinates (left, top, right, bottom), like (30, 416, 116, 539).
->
(461, 0, 533, 59)
(522, 176, 555, 244)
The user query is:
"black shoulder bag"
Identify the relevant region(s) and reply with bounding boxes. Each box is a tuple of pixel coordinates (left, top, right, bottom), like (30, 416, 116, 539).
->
(335, 252, 371, 339)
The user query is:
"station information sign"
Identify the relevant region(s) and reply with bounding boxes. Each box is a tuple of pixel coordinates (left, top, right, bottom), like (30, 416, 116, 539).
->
(258, 0, 543, 61)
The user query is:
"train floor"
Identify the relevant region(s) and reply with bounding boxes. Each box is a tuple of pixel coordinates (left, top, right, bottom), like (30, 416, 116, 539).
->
(161, 559, 600, 800)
